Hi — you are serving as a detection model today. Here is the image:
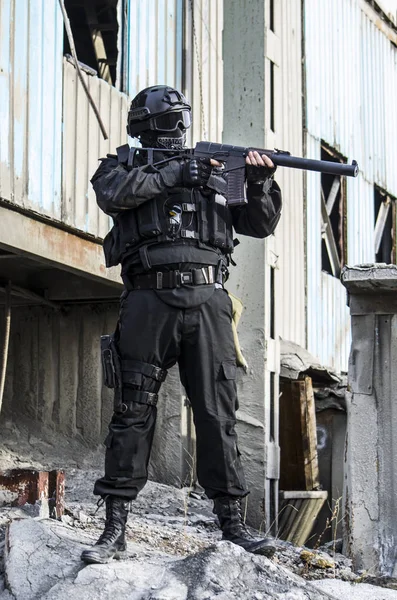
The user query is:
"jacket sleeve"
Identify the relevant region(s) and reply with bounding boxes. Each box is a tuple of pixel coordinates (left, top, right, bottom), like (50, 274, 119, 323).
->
(229, 178, 282, 238)
(91, 156, 183, 217)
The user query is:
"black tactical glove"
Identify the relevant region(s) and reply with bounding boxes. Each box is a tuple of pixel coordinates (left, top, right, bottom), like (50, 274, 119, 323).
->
(246, 163, 277, 184)
(182, 157, 212, 187)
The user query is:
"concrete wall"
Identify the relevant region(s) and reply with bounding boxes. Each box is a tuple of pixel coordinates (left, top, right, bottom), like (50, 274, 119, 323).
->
(342, 265, 397, 575)
(0, 303, 185, 490)
(0, 304, 118, 444)
(223, 0, 280, 531)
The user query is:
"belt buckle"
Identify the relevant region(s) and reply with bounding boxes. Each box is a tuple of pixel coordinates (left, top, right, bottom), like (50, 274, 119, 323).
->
(156, 272, 163, 289)
(180, 271, 193, 285)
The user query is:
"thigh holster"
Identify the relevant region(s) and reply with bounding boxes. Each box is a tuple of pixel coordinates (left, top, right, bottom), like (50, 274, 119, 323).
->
(100, 334, 167, 414)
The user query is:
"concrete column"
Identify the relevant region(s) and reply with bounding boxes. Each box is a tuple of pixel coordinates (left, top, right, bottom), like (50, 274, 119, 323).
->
(341, 265, 397, 576)
(223, 1, 280, 530)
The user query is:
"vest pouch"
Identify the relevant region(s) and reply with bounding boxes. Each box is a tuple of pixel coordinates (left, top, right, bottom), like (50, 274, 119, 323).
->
(103, 225, 122, 267)
(207, 194, 234, 252)
(136, 198, 162, 238)
(117, 210, 140, 251)
(199, 197, 210, 244)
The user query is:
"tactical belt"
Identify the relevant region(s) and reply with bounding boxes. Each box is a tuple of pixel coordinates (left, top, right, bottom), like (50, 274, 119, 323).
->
(123, 266, 217, 290)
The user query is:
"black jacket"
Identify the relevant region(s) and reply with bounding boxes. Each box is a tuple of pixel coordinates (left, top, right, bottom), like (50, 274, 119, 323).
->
(92, 152, 282, 269)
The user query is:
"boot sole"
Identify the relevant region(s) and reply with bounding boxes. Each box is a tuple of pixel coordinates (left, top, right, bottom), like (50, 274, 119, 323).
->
(81, 548, 127, 565)
(253, 544, 276, 558)
(224, 537, 276, 558)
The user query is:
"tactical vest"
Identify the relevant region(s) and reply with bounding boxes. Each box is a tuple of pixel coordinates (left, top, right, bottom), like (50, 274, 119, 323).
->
(103, 145, 234, 268)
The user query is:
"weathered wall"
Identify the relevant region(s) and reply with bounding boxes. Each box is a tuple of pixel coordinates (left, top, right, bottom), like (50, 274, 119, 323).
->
(126, 0, 183, 98)
(0, 304, 184, 489)
(0, 304, 118, 444)
(223, 0, 280, 530)
(184, 0, 224, 144)
(314, 409, 347, 545)
(342, 265, 397, 575)
(273, 0, 305, 348)
(305, 0, 397, 373)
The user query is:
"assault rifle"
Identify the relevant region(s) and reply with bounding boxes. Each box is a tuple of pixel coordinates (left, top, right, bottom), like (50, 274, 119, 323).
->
(129, 141, 359, 207)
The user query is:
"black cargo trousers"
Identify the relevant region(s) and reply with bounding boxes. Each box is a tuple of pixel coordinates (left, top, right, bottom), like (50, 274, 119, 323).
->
(94, 286, 248, 501)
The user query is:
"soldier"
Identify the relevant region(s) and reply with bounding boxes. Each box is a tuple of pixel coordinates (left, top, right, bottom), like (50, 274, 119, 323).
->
(81, 85, 282, 564)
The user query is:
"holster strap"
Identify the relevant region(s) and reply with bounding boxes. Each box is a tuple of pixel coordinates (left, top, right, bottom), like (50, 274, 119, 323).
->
(127, 390, 158, 406)
(122, 360, 167, 382)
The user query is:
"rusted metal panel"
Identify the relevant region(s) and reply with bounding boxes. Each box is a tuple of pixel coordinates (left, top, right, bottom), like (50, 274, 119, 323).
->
(0, 469, 65, 518)
(0, 470, 48, 507)
(0, 205, 122, 285)
(48, 470, 65, 519)
(0, 469, 48, 506)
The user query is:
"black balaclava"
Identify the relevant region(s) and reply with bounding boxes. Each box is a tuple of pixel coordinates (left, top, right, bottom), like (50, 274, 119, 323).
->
(139, 127, 187, 150)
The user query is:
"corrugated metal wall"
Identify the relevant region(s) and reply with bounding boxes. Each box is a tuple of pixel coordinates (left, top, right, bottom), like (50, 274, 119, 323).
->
(274, 0, 306, 347)
(185, 0, 223, 143)
(126, 0, 183, 98)
(305, 0, 397, 371)
(0, 0, 63, 218)
(0, 0, 219, 241)
(0, 1, 129, 239)
(62, 60, 129, 239)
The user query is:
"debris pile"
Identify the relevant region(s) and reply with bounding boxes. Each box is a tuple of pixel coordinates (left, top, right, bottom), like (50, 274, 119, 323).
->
(1, 424, 397, 599)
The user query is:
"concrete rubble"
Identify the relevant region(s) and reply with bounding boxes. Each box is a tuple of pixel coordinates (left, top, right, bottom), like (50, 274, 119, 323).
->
(1, 424, 397, 599)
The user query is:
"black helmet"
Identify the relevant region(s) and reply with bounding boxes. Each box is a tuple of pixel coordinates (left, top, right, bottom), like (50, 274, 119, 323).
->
(127, 85, 192, 149)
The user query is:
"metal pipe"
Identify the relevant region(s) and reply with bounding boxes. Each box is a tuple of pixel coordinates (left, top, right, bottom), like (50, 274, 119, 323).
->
(58, 0, 108, 140)
(0, 282, 12, 414)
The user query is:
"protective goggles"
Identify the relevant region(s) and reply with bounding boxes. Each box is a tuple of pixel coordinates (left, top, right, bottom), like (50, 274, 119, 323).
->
(149, 110, 191, 132)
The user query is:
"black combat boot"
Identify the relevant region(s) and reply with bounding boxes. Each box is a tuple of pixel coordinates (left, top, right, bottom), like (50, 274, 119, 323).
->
(213, 496, 276, 557)
(81, 496, 129, 564)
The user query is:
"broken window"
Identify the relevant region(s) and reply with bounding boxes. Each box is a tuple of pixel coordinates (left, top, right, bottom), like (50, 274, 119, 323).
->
(374, 186, 396, 264)
(320, 144, 347, 277)
(63, 0, 124, 88)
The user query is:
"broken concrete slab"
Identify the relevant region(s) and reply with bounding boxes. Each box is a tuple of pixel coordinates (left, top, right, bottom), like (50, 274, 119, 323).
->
(312, 578, 397, 599)
(280, 339, 341, 383)
(41, 561, 188, 600)
(341, 263, 397, 294)
(1, 462, 396, 600)
(170, 542, 330, 599)
(4, 518, 85, 600)
(5, 515, 332, 600)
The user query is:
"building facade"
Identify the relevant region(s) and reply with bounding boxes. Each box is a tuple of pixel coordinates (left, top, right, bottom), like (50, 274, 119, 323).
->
(1, 0, 396, 531)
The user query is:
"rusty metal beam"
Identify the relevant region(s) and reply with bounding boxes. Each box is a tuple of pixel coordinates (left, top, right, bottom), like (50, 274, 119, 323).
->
(0, 205, 122, 288)
(0, 282, 60, 310)
(0, 469, 65, 518)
